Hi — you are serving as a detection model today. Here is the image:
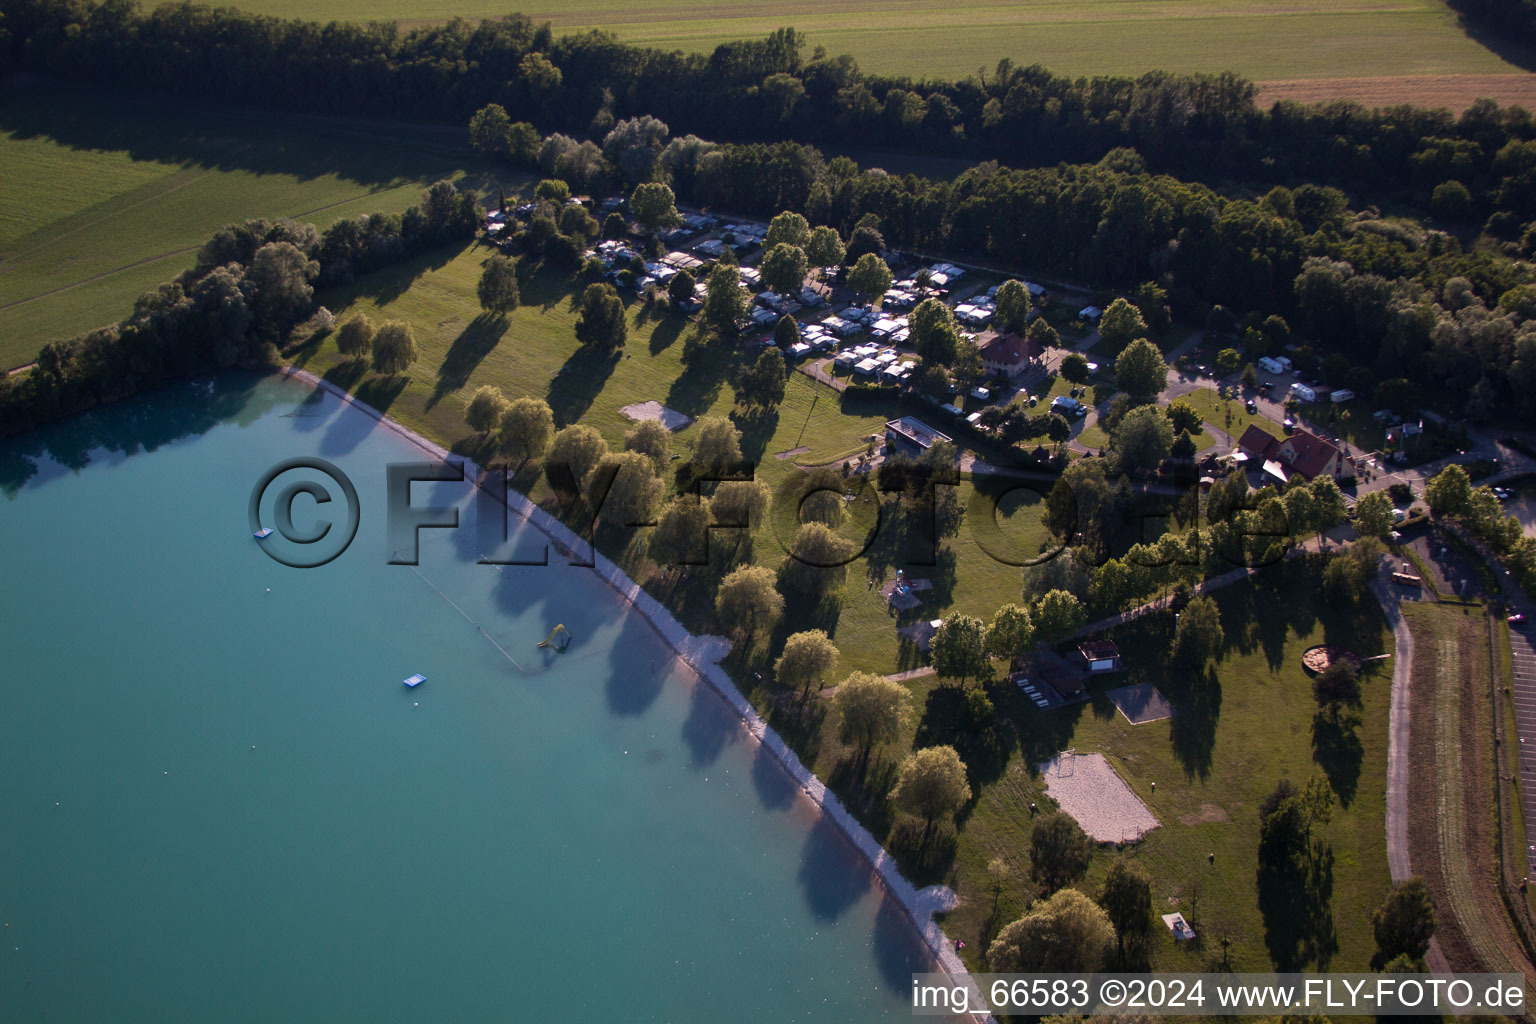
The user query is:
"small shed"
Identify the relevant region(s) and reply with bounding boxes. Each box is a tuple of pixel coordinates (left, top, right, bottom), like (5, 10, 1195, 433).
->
(1077, 639, 1122, 673)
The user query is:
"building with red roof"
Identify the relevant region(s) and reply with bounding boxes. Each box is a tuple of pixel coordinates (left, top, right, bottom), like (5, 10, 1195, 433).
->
(1235, 423, 1352, 481)
(976, 331, 1045, 378)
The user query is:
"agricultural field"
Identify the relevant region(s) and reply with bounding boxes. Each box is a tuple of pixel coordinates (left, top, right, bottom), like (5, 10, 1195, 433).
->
(0, 81, 492, 368)
(226, 0, 1533, 105)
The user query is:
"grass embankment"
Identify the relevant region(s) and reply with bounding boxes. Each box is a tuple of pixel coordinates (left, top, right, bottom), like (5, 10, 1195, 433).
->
(220, 0, 1523, 85)
(1401, 601, 1536, 984)
(0, 81, 493, 366)
(297, 239, 1391, 972)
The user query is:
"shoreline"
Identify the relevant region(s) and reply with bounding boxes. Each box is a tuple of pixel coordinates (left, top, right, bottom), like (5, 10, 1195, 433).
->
(280, 364, 990, 1018)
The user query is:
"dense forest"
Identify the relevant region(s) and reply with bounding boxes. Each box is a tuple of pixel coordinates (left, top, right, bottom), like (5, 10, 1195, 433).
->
(4, 0, 1536, 232)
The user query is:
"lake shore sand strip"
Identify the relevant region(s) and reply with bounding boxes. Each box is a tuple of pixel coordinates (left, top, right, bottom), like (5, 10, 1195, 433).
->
(282, 366, 990, 1019)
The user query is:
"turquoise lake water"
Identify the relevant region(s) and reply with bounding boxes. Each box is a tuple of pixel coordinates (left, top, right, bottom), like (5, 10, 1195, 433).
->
(0, 374, 938, 1022)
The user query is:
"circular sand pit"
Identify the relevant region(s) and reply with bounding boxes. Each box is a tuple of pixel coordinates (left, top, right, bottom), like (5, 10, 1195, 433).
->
(1302, 645, 1363, 676)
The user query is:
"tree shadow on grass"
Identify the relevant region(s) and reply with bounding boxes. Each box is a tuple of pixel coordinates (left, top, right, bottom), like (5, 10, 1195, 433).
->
(429, 312, 507, 409)
(1210, 557, 1321, 671)
(342, 243, 466, 308)
(777, 587, 844, 640)
(518, 264, 578, 313)
(547, 344, 620, 427)
(912, 684, 1015, 788)
(764, 695, 827, 768)
(885, 819, 960, 887)
(1090, 610, 1221, 780)
(648, 314, 685, 355)
(1258, 842, 1338, 970)
(0, 78, 465, 193)
(665, 336, 738, 418)
(1452, 15, 1536, 73)
(1310, 710, 1363, 807)
(826, 749, 899, 830)
(1012, 698, 1086, 769)
(730, 405, 781, 464)
(1166, 664, 1222, 782)
(353, 374, 409, 416)
(320, 358, 368, 392)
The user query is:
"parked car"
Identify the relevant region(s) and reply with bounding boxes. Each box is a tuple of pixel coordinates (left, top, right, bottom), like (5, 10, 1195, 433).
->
(1511, 613, 1527, 625)
(1392, 508, 1407, 523)
(1245, 399, 1257, 414)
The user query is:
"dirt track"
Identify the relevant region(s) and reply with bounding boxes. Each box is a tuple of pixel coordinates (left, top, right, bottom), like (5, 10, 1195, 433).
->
(1257, 74, 1536, 112)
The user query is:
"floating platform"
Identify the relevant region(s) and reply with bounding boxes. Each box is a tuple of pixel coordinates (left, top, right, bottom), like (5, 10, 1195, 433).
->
(403, 674, 426, 689)
(253, 527, 274, 539)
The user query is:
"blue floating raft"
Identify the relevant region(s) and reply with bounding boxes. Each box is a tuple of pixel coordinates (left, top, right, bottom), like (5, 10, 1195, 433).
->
(253, 527, 274, 539)
(403, 674, 426, 689)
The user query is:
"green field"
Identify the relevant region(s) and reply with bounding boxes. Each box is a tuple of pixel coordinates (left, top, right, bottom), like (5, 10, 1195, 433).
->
(0, 82, 494, 368)
(222, 0, 1524, 82)
(937, 562, 1393, 971)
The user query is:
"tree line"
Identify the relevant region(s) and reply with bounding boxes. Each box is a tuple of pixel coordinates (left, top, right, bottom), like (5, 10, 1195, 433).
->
(7, 1, 1536, 232)
(0, 181, 481, 438)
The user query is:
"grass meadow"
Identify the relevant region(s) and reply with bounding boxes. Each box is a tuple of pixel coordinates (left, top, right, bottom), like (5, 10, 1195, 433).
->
(222, 0, 1526, 83)
(293, 236, 1392, 972)
(0, 81, 496, 367)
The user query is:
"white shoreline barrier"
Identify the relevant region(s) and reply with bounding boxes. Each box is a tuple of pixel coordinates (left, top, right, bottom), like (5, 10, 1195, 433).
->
(281, 366, 990, 1020)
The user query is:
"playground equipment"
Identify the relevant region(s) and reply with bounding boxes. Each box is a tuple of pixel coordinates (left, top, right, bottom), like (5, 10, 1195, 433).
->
(538, 624, 572, 652)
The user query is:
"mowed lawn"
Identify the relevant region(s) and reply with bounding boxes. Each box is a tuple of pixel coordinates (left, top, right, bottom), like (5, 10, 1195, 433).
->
(934, 560, 1394, 972)
(0, 82, 492, 367)
(224, 0, 1523, 82)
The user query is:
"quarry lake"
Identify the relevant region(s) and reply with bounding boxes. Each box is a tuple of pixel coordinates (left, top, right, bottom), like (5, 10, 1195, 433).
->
(0, 373, 934, 1022)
